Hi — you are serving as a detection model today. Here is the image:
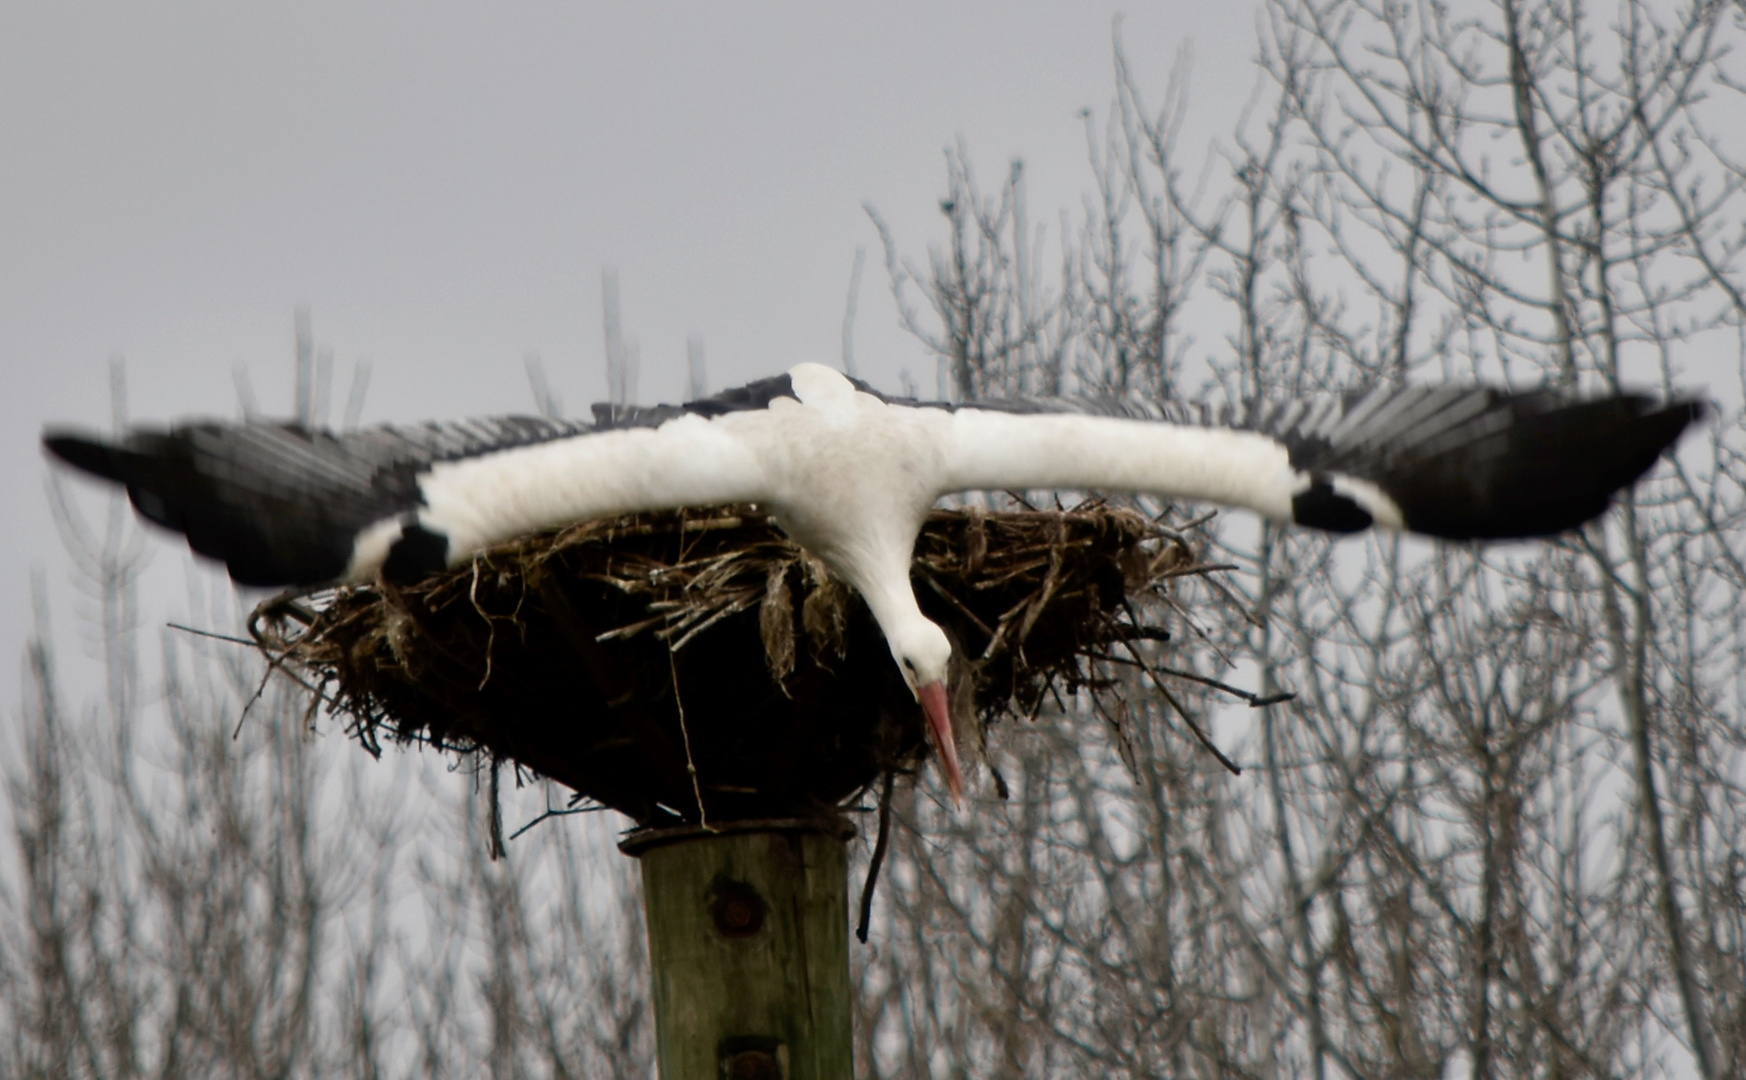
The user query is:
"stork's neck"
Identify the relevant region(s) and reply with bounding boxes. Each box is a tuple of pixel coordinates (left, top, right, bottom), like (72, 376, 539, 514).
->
(780, 507, 938, 658)
(835, 537, 955, 694)
(849, 552, 933, 644)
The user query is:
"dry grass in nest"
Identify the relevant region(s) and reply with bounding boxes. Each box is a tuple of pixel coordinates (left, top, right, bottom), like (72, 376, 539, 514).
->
(251, 502, 1225, 828)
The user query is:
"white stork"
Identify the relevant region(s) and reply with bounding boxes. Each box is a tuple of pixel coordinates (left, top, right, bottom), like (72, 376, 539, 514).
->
(43, 362, 1704, 798)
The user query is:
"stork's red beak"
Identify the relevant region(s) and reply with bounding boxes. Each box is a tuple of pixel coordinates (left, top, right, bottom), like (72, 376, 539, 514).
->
(918, 680, 964, 804)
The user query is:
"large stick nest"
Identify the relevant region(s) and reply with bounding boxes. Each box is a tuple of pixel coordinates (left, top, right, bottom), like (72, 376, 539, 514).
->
(253, 503, 1215, 827)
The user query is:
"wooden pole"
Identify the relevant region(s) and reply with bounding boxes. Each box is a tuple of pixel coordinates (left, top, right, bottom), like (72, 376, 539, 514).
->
(621, 819, 855, 1080)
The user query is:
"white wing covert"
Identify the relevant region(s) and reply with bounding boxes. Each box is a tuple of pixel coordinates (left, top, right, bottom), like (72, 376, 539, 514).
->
(43, 402, 775, 587)
(939, 384, 1702, 540)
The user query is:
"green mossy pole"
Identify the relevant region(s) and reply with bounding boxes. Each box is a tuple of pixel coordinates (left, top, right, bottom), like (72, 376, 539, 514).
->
(622, 820, 855, 1080)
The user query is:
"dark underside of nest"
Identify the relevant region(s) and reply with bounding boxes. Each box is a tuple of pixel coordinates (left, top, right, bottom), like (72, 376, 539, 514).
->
(255, 504, 1205, 827)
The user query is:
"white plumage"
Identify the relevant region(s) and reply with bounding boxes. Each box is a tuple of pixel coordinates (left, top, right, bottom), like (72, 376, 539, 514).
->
(44, 362, 1705, 799)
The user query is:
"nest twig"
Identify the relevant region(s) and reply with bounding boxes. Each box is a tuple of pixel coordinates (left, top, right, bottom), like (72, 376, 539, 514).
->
(252, 502, 1223, 827)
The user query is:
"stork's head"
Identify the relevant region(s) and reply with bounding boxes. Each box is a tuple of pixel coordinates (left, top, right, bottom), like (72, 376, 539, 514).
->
(888, 617, 964, 803)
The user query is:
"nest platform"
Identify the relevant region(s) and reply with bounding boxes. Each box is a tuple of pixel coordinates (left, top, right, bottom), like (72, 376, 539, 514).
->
(253, 504, 1204, 827)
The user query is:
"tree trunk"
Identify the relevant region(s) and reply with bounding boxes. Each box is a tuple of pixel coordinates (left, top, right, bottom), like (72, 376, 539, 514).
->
(622, 819, 855, 1080)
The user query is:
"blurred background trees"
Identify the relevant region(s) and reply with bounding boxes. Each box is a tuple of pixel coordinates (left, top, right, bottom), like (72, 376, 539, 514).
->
(3, 360, 654, 1078)
(856, 2, 1746, 1076)
(5, 0, 1743, 1077)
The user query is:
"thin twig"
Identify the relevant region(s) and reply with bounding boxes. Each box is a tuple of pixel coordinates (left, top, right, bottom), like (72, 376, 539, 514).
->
(1152, 678, 1242, 776)
(1091, 648, 1295, 708)
(166, 622, 255, 646)
(234, 651, 294, 739)
(487, 756, 506, 859)
(669, 648, 712, 829)
(1174, 508, 1220, 533)
(1113, 612, 1242, 774)
(917, 568, 996, 642)
(1155, 562, 1240, 580)
(509, 803, 607, 842)
(470, 559, 496, 690)
(857, 769, 897, 944)
(1199, 570, 1267, 628)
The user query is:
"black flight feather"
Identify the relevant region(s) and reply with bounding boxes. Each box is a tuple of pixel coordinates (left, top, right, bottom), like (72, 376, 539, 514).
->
(1249, 386, 1705, 539)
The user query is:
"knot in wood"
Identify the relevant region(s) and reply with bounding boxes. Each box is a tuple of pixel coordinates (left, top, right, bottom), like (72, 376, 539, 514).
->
(722, 1048, 781, 1080)
(710, 881, 766, 938)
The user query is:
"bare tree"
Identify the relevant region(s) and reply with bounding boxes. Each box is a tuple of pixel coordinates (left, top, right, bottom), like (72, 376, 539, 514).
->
(1, 344, 653, 1079)
(855, 2, 1746, 1077)
(869, 144, 1078, 400)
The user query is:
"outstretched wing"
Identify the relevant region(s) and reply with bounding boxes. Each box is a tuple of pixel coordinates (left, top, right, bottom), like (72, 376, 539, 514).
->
(45, 417, 587, 585)
(940, 384, 1703, 540)
(1251, 385, 1702, 538)
(44, 397, 775, 587)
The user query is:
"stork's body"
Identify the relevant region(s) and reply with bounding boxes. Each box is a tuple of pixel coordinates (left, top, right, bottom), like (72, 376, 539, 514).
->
(44, 363, 1705, 798)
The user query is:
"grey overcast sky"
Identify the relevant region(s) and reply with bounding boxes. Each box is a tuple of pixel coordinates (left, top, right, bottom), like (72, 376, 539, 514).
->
(0, 3, 1261, 698)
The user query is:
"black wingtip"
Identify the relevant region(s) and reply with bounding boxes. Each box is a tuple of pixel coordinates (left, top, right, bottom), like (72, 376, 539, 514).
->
(43, 430, 129, 482)
(42, 424, 363, 587)
(1568, 395, 1705, 497)
(1393, 392, 1706, 540)
(1664, 396, 1709, 438)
